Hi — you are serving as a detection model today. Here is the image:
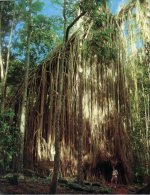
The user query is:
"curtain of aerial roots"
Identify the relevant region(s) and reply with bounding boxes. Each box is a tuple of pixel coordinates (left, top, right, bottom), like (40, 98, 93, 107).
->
(20, 26, 133, 182)
(21, 1, 149, 181)
(135, 0, 150, 172)
(122, 0, 150, 172)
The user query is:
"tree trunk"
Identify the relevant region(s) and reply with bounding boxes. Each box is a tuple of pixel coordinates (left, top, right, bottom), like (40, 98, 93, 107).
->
(19, 0, 32, 172)
(1, 7, 15, 111)
(0, 4, 4, 111)
(49, 52, 63, 194)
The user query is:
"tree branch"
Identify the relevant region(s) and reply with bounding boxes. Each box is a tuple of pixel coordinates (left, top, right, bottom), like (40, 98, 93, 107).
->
(65, 11, 86, 42)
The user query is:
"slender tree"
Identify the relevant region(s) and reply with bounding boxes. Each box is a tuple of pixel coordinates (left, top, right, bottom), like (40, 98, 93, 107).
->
(0, 1, 15, 111)
(19, 0, 32, 171)
(0, 4, 4, 84)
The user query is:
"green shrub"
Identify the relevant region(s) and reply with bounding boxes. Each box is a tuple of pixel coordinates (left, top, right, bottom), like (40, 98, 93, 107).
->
(0, 109, 21, 173)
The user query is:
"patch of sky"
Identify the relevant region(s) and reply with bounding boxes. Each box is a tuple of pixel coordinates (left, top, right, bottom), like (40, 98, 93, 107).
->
(39, 0, 62, 17)
(39, 0, 130, 17)
(15, 22, 24, 31)
(12, 22, 26, 61)
(108, 0, 129, 14)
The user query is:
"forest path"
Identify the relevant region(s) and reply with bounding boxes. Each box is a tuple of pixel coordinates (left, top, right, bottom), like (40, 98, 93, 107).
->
(0, 177, 143, 194)
(109, 184, 143, 194)
(112, 185, 132, 194)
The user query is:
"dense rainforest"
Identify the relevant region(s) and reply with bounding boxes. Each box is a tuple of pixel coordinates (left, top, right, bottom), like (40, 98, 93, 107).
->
(0, 0, 150, 194)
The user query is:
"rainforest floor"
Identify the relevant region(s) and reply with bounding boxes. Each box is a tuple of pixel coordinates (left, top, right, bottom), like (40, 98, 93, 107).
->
(0, 175, 146, 194)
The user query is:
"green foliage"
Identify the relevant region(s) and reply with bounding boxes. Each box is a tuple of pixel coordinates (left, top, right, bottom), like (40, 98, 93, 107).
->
(83, 10, 117, 62)
(7, 59, 25, 86)
(0, 1, 15, 61)
(79, 0, 96, 13)
(12, 4, 59, 66)
(79, 0, 109, 13)
(80, 1, 117, 62)
(99, 186, 112, 194)
(0, 109, 21, 173)
(50, 0, 77, 38)
(31, 0, 44, 14)
(30, 15, 57, 65)
(0, 1, 15, 33)
(133, 165, 147, 184)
